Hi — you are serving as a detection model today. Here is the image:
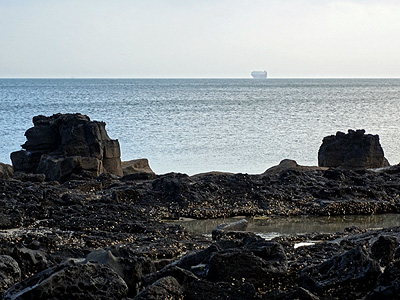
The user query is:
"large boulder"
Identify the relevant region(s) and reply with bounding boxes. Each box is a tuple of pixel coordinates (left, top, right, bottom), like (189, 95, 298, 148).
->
(10, 113, 123, 181)
(318, 129, 390, 169)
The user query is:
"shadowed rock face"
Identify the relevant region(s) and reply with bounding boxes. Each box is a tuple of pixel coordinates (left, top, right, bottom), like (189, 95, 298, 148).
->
(11, 113, 122, 182)
(3, 261, 128, 300)
(300, 246, 381, 299)
(318, 129, 390, 169)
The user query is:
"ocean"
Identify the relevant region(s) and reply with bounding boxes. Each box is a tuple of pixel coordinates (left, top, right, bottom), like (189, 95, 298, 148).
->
(1, 78, 399, 175)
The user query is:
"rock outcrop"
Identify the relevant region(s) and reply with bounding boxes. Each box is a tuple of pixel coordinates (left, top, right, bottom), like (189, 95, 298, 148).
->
(10, 113, 123, 182)
(121, 158, 156, 180)
(264, 159, 326, 175)
(318, 129, 390, 169)
(0, 163, 13, 179)
(5, 116, 400, 299)
(122, 158, 154, 176)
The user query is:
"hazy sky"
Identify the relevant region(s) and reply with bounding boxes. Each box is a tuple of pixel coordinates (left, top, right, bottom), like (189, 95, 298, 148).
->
(1, 0, 400, 78)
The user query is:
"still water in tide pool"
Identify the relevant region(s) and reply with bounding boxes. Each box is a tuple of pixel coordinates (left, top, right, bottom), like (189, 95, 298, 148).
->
(1, 78, 400, 175)
(172, 214, 400, 239)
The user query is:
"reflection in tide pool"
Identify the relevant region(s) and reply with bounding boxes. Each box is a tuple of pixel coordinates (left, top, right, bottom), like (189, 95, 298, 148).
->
(172, 214, 400, 239)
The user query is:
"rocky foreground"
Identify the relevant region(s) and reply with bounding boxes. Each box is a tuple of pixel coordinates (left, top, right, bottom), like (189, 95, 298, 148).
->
(1, 114, 400, 299)
(1, 163, 400, 299)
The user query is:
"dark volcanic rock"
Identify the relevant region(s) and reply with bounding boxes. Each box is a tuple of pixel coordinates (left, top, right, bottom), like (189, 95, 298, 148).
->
(176, 243, 221, 273)
(4, 261, 128, 300)
(86, 248, 156, 297)
(143, 265, 199, 290)
(318, 129, 390, 169)
(297, 287, 320, 300)
(0, 255, 21, 296)
(206, 249, 285, 287)
(366, 260, 400, 300)
(185, 280, 256, 300)
(133, 276, 183, 300)
(176, 232, 288, 289)
(371, 235, 398, 267)
(11, 113, 123, 182)
(300, 246, 381, 299)
(12, 245, 53, 278)
(5, 120, 400, 299)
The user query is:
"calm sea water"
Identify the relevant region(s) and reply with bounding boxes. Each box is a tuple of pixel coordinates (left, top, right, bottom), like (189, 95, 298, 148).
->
(172, 214, 400, 238)
(1, 78, 400, 175)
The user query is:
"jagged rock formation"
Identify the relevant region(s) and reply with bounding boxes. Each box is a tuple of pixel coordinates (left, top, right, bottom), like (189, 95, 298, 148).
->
(318, 129, 390, 169)
(10, 113, 122, 182)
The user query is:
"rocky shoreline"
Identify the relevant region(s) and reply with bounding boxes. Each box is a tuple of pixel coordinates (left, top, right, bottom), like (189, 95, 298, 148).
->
(2, 162, 400, 299)
(1, 114, 400, 299)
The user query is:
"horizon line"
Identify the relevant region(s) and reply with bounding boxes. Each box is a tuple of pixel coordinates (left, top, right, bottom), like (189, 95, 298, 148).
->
(1, 76, 400, 80)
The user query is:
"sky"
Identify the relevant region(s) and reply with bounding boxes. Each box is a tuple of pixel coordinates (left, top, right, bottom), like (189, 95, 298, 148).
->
(1, 0, 400, 78)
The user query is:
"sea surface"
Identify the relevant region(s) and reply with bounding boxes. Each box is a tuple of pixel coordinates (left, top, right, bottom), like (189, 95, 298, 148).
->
(1, 78, 400, 175)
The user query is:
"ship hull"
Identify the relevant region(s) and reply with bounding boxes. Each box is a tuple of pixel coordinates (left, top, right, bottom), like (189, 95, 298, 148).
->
(251, 71, 267, 79)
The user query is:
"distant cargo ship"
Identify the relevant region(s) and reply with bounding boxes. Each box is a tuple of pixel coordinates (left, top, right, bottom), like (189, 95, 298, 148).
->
(251, 71, 267, 79)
